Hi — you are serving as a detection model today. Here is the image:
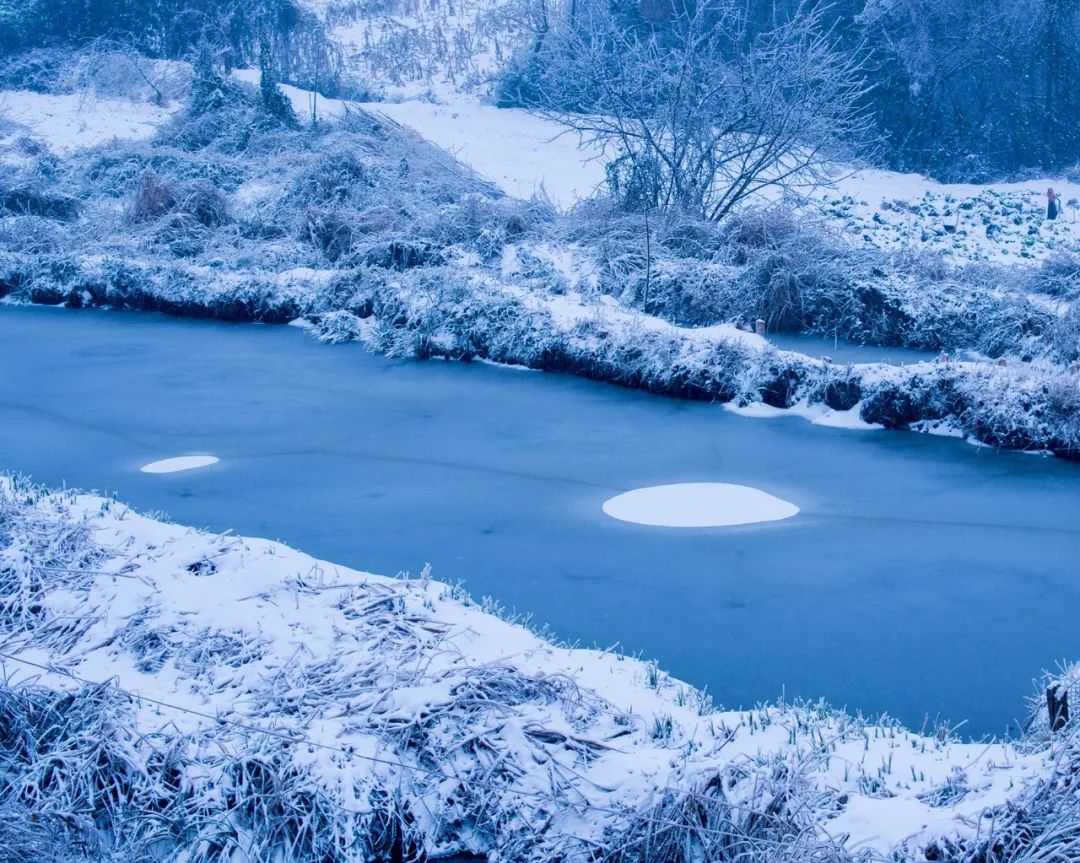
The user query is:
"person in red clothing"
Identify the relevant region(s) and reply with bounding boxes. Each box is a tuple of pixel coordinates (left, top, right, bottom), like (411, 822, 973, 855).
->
(1047, 188, 1060, 221)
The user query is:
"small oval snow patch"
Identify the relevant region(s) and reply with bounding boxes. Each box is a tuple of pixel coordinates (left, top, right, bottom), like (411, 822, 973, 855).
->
(140, 456, 219, 474)
(603, 483, 799, 528)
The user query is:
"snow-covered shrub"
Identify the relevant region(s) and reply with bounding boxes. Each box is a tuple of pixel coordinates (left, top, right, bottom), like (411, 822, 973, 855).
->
(174, 178, 230, 228)
(160, 79, 271, 154)
(303, 205, 356, 261)
(313, 309, 365, 343)
(956, 365, 1080, 455)
(1033, 250, 1080, 299)
(288, 145, 376, 207)
(623, 258, 742, 325)
(812, 369, 863, 412)
(60, 47, 192, 105)
(861, 370, 965, 430)
(901, 277, 1050, 358)
(0, 183, 79, 221)
(126, 168, 175, 223)
(417, 194, 525, 259)
(147, 212, 208, 258)
(0, 47, 67, 91)
(1050, 302, 1080, 363)
(124, 170, 229, 255)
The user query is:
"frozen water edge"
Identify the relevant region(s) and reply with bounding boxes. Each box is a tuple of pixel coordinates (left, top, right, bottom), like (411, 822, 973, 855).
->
(603, 482, 799, 527)
(725, 399, 883, 431)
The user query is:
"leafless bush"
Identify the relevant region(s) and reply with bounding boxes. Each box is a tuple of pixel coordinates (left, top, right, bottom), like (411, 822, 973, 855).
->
(530, 0, 872, 220)
(175, 178, 230, 227)
(127, 169, 176, 223)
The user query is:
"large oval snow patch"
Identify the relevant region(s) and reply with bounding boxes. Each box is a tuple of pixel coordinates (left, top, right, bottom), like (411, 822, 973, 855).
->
(140, 456, 219, 474)
(603, 483, 799, 527)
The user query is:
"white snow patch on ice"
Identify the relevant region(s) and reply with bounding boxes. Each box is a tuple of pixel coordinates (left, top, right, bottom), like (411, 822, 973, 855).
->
(603, 482, 799, 528)
(140, 456, 220, 474)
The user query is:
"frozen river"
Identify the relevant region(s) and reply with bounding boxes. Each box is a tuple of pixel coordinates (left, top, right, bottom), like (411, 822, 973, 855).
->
(3, 305, 1079, 737)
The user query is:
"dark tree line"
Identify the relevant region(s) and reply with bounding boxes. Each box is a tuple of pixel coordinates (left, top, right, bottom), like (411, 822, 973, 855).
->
(0, 0, 344, 94)
(840, 0, 1080, 180)
(502, 0, 1080, 181)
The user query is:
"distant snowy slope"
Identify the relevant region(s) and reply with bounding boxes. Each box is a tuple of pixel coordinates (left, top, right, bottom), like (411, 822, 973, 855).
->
(358, 98, 603, 206)
(822, 169, 1080, 263)
(0, 90, 178, 156)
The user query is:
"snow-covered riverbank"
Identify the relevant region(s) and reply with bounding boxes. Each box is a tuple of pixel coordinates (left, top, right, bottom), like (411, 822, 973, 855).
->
(2, 475, 1078, 861)
(2, 62, 1078, 459)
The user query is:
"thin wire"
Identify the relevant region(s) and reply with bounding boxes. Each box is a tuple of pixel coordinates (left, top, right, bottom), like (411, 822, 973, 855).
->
(0, 650, 777, 845)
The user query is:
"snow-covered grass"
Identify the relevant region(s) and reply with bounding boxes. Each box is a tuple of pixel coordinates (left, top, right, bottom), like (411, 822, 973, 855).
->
(4, 474, 1080, 862)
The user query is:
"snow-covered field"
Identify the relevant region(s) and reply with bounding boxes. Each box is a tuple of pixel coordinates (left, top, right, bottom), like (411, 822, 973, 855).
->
(355, 94, 1080, 263)
(360, 99, 602, 205)
(0, 89, 178, 156)
(2, 475, 1072, 860)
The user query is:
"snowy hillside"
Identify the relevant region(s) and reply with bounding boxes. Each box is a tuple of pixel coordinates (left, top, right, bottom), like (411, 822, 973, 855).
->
(315, 0, 518, 98)
(2, 475, 1075, 861)
(3, 55, 1077, 267)
(2, 60, 1078, 457)
(286, 0, 1080, 263)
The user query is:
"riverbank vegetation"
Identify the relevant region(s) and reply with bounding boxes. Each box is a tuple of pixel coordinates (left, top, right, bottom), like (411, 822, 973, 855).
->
(2, 475, 1080, 862)
(0, 45, 1078, 457)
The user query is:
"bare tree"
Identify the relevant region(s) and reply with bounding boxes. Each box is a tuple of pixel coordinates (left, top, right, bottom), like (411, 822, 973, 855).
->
(528, 0, 873, 220)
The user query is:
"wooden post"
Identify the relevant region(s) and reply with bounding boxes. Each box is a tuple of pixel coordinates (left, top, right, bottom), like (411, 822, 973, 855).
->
(755, 319, 766, 338)
(1048, 684, 1069, 732)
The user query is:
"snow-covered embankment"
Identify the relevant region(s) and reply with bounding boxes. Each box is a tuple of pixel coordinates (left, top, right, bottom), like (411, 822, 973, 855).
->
(1, 476, 1073, 861)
